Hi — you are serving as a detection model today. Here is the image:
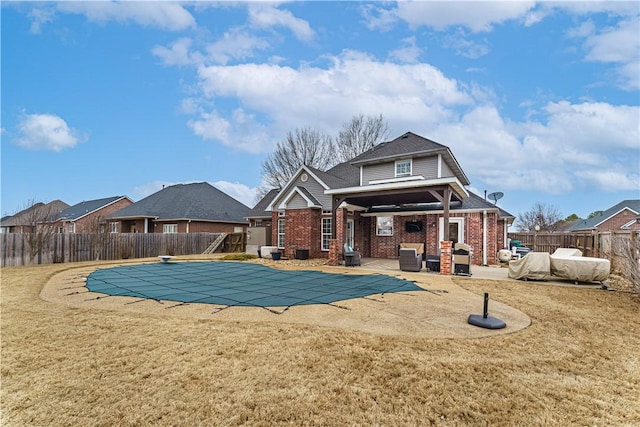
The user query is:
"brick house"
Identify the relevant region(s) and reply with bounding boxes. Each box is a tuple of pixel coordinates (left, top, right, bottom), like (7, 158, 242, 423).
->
(569, 200, 640, 232)
(249, 132, 515, 266)
(54, 196, 133, 233)
(1, 200, 70, 234)
(109, 182, 250, 233)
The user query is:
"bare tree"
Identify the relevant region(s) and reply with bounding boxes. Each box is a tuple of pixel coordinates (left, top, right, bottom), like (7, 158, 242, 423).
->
(22, 200, 61, 264)
(611, 232, 640, 294)
(86, 215, 111, 261)
(515, 202, 563, 232)
(335, 114, 389, 162)
(258, 127, 335, 199)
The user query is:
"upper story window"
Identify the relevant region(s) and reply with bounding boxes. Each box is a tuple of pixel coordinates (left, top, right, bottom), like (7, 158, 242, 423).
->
(395, 159, 412, 177)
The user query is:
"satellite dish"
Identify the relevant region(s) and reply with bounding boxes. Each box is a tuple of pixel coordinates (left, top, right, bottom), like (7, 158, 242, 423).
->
(487, 192, 504, 204)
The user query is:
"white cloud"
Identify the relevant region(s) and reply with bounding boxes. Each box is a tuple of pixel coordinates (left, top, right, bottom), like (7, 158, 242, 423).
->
(27, 6, 55, 34)
(187, 108, 271, 154)
(580, 17, 640, 90)
(248, 3, 314, 42)
(388, 37, 423, 63)
(193, 51, 471, 151)
(432, 101, 640, 195)
(55, 1, 196, 31)
(212, 181, 258, 207)
(15, 113, 84, 152)
(152, 38, 203, 66)
(206, 28, 271, 65)
(442, 30, 490, 59)
(394, 1, 537, 32)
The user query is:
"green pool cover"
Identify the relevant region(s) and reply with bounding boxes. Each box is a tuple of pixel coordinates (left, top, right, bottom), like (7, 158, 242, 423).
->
(86, 261, 423, 308)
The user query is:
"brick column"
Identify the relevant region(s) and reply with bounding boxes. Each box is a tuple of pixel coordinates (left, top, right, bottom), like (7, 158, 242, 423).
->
(328, 239, 340, 266)
(440, 240, 452, 275)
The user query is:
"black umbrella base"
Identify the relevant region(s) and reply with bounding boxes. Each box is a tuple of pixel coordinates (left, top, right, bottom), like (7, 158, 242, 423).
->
(468, 314, 506, 329)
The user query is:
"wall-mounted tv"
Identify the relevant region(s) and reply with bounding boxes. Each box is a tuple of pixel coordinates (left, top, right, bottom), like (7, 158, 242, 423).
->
(405, 221, 423, 233)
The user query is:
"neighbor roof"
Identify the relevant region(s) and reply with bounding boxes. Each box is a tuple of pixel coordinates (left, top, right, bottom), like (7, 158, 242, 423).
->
(110, 182, 250, 223)
(1, 200, 69, 226)
(59, 196, 130, 222)
(569, 199, 640, 231)
(246, 188, 280, 219)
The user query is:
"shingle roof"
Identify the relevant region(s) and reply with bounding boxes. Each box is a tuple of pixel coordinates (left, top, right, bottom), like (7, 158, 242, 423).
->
(569, 199, 640, 231)
(349, 131, 447, 164)
(348, 132, 470, 185)
(110, 182, 250, 223)
(59, 196, 128, 221)
(247, 188, 280, 218)
(322, 162, 360, 188)
(1, 200, 69, 226)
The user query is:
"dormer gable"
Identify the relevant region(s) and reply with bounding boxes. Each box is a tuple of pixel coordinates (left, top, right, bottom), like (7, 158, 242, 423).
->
(350, 132, 469, 187)
(266, 165, 331, 211)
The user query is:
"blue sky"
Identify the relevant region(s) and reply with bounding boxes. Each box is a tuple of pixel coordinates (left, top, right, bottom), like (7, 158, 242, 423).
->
(2, 1, 639, 222)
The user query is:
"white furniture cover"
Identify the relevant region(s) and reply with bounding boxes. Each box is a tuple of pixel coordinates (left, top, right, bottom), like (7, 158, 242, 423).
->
(508, 252, 551, 280)
(550, 248, 610, 283)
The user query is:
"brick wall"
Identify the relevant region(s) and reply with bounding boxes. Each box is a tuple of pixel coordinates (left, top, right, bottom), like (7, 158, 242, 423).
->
(58, 198, 133, 233)
(283, 208, 322, 259)
(596, 210, 640, 231)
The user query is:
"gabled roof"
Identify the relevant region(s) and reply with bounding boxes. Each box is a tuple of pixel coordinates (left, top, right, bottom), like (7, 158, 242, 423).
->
(59, 196, 131, 222)
(569, 199, 640, 231)
(348, 132, 470, 186)
(247, 189, 280, 219)
(109, 182, 250, 223)
(1, 200, 69, 226)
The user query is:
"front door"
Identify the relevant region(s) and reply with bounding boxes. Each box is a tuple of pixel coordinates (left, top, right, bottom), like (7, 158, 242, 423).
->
(439, 218, 464, 244)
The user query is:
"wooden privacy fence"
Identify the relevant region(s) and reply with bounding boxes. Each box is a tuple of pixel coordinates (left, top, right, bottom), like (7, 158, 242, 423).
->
(0, 232, 246, 267)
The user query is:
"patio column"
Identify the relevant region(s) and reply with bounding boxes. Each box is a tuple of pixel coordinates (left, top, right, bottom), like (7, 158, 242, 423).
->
(440, 240, 452, 275)
(328, 239, 340, 266)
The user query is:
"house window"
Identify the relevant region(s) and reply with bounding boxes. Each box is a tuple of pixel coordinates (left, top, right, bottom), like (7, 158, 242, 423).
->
(377, 216, 393, 236)
(255, 219, 262, 227)
(321, 218, 332, 251)
(163, 224, 178, 234)
(67, 224, 75, 233)
(109, 222, 118, 233)
(395, 159, 412, 177)
(278, 219, 285, 248)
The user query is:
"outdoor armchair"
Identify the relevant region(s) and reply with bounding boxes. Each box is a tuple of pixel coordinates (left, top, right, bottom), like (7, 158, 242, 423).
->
(399, 248, 422, 272)
(343, 244, 361, 267)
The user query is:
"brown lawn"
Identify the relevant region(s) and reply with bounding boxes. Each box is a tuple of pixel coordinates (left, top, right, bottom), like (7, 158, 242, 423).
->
(1, 257, 639, 426)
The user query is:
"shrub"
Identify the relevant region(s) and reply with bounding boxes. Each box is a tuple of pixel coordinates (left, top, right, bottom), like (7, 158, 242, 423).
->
(221, 253, 258, 261)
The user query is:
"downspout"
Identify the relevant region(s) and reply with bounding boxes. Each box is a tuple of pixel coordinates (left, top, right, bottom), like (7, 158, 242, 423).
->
(144, 218, 149, 234)
(482, 210, 488, 266)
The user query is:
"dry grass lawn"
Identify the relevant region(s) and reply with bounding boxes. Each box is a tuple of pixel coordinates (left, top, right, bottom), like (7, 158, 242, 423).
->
(1, 258, 639, 426)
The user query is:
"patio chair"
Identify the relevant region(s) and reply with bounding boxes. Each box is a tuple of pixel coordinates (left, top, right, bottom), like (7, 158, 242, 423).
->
(343, 244, 361, 266)
(399, 248, 422, 272)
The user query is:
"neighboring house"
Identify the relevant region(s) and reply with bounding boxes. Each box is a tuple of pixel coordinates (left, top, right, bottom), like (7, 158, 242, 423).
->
(53, 196, 133, 233)
(109, 182, 251, 233)
(0, 200, 70, 233)
(246, 189, 280, 228)
(569, 200, 640, 232)
(248, 132, 515, 265)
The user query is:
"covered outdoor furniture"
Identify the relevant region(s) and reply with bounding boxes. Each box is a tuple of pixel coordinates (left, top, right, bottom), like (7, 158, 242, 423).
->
(550, 248, 610, 283)
(343, 244, 361, 267)
(508, 252, 551, 281)
(453, 243, 472, 276)
(400, 243, 425, 259)
(399, 248, 422, 272)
